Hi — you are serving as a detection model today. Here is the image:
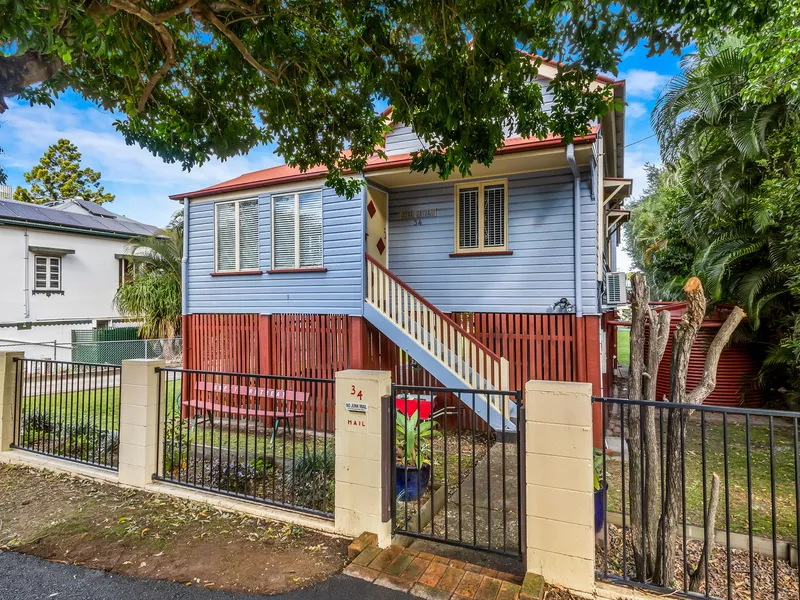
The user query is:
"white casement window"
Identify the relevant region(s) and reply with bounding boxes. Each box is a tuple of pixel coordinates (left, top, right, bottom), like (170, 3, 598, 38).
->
(454, 180, 508, 253)
(215, 198, 259, 272)
(34, 256, 61, 291)
(271, 190, 323, 270)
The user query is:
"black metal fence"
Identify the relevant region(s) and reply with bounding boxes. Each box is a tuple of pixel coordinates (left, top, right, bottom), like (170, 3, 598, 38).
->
(391, 384, 524, 558)
(594, 396, 800, 600)
(12, 357, 121, 470)
(154, 368, 335, 519)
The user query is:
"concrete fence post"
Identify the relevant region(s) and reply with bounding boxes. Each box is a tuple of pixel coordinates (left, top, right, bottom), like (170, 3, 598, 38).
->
(118, 358, 164, 488)
(524, 380, 595, 594)
(0, 352, 23, 452)
(334, 369, 392, 547)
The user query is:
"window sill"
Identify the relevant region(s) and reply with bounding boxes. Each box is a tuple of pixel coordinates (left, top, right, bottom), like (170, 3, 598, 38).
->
(267, 267, 327, 274)
(209, 270, 263, 277)
(32, 290, 64, 296)
(449, 250, 513, 258)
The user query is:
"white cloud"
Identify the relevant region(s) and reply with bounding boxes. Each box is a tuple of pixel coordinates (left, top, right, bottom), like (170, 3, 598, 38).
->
(626, 101, 648, 121)
(616, 144, 663, 273)
(621, 69, 671, 99)
(2, 99, 281, 227)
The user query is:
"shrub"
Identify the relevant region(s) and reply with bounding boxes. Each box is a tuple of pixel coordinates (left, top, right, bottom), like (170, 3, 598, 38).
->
(211, 458, 270, 494)
(287, 448, 334, 509)
(23, 410, 58, 434)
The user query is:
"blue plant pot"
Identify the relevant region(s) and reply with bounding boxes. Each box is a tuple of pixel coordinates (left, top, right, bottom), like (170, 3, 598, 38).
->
(396, 463, 431, 501)
(594, 482, 608, 533)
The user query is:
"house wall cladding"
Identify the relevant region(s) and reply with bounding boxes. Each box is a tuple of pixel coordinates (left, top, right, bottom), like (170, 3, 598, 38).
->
(185, 187, 364, 315)
(387, 168, 599, 314)
(384, 76, 555, 156)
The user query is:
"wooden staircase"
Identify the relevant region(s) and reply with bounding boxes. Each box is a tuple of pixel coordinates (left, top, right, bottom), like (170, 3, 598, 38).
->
(364, 253, 515, 432)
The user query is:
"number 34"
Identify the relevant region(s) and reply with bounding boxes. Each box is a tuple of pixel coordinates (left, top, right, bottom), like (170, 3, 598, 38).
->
(351, 385, 363, 399)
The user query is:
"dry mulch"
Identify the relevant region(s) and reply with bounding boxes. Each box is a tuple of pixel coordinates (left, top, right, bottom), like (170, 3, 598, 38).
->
(0, 463, 349, 594)
(598, 524, 799, 600)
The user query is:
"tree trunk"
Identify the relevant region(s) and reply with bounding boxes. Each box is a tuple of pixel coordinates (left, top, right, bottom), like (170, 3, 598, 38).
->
(654, 278, 745, 586)
(689, 473, 721, 593)
(626, 273, 649, 579)
(643, 308, 671, 576)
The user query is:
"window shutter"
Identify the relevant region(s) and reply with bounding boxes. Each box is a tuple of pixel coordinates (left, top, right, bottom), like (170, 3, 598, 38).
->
(49, 257, 60, 289)
(484, 184, 505, 247)
(458, 188, 479, 249)
(299, 191, 323, 267)
(238, 199, 259, 270)
(273, 194, 296, 269)
(34, 256, 47, 289)
(216, 202, 236, 271)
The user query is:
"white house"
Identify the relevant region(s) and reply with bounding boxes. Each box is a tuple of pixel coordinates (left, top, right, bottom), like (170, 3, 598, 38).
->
(0, 198, 160, 358)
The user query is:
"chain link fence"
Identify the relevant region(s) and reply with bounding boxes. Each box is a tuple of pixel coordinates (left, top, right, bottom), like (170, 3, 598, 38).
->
(0, 338, 183, 367)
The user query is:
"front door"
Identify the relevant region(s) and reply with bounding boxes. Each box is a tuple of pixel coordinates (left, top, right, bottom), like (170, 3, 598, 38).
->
(366, 187, 388, 267)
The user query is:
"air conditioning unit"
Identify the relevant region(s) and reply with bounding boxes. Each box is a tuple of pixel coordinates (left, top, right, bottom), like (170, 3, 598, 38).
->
(605, 272, 628, 305)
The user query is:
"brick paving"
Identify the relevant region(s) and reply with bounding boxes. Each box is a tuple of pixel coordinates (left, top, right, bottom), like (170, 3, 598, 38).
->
(344, 543, 525, 600)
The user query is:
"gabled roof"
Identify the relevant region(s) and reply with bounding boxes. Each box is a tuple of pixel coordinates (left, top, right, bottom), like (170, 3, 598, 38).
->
(0, 198, 160, 238)
(170, 127, 601, 200)
(49, 198, 119, 218)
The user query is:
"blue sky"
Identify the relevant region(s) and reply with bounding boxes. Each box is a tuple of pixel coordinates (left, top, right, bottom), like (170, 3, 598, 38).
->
(0, 43, 684, 269)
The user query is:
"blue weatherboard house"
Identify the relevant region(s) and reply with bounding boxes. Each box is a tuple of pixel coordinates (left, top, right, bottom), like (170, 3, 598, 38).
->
(171, 57, 631, 434)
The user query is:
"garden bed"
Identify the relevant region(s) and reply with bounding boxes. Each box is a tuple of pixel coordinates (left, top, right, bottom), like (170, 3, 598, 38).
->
(0, 464, 348, 594)
(598, 524, 799, 600)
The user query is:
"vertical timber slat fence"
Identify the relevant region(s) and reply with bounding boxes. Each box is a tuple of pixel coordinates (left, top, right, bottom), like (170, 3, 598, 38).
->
(155, 367, 335, 519)
(594, 396, 800, 600)
(12, 357, 121, 470)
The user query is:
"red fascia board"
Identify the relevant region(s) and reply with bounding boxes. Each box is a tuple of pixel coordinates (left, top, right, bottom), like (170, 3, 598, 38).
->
(172, 130, 597, 200)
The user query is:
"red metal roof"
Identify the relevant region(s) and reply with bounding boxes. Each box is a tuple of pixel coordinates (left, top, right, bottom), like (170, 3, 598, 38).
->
(170, 126, 600, 200)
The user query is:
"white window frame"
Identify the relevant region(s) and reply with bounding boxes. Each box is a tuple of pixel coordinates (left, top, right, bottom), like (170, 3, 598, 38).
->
(214, 198, 259, 273)
(270, 189, 324, 270)
(34, 255, 62, 291)
(453, 179, 509, 254)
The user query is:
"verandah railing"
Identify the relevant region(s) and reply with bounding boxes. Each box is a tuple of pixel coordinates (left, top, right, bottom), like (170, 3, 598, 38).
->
(12, 357, 121, 470)
(365, 253, 510, 417)
(155, 367, 335, 519)
(594, 396, 800, 600)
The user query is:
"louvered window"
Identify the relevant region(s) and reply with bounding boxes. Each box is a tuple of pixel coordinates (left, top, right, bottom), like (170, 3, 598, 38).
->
(34, 256, 61, 290)
(215, 198, 259, 272)
(454, 180, 508, 253)
(272, 190, 323, 269)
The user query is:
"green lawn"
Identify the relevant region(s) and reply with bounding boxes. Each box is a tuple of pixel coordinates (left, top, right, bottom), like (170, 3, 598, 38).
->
(605, 416, 799, 540)
(616, 327, 631, 366)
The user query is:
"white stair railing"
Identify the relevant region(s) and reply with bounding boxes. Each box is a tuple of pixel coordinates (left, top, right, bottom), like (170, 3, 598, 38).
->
(365, 254, 511, 419)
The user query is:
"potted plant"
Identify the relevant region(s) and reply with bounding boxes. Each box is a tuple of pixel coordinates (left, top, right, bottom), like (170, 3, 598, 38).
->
(395, 408, 442, 501)
(594, 448, 608, 533)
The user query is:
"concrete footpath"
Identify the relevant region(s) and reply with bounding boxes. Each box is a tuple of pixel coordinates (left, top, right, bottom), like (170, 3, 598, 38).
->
(0, 551, 410, 600)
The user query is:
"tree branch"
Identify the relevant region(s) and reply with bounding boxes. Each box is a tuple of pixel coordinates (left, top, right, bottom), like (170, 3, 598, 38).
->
(0, 52, 63, 113)
(686, 306, 747, 405)
(197, 7, 280, 84)
(108, 0, 178, 112)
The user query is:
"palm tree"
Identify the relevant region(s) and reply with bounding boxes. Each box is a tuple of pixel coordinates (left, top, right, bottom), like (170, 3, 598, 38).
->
(115, 216, 183, 340)
(649, 39, 796, 327)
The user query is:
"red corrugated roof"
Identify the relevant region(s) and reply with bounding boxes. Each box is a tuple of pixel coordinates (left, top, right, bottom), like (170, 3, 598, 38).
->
(170, 126, 600, 200)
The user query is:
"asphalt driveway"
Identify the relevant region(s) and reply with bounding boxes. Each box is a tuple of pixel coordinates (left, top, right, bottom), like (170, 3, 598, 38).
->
(0, 551, 408, 600)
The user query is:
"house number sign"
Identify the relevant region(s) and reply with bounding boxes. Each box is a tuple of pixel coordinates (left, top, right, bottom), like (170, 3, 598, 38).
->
(398, 208, 437, 226)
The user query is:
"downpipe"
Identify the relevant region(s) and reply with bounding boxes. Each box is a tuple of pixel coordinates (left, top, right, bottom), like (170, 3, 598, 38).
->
(566, 144, 583, 317)
(23, 228, 30, 319)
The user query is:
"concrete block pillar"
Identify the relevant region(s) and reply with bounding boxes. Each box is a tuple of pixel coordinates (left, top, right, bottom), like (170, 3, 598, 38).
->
(0, 352, 23, 452)
(118, 359, 164, 488)
(524, 380, 595, 594)
(334, 369, 392, 546)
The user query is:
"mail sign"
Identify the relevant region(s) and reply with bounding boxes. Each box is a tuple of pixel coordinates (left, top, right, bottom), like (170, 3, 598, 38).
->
(345, 401, 368, 413)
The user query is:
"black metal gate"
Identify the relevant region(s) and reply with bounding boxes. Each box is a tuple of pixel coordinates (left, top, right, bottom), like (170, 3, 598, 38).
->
(389, 383, 525, 559)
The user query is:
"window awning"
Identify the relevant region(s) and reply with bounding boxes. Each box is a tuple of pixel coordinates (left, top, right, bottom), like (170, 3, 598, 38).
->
(603, 178, 633, 209)
(28, 245, 75, 256)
